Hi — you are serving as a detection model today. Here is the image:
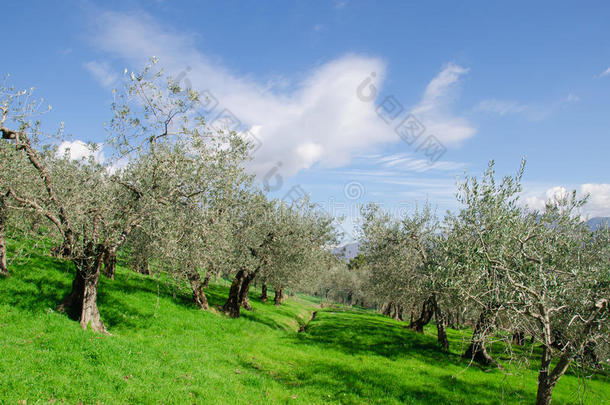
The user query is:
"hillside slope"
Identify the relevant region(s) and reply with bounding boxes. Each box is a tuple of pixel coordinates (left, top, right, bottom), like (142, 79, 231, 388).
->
(0, 249, 608, 404)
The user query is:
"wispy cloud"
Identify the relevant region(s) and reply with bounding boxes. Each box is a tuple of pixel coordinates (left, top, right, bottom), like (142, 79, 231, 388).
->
(88, 10, 475, 179)
(357, 153, 467, 173)
(411, 63, 475, 146)
(597, 67, 610, 78)
(475, 93, 579, 121)
(334, 0, 349, 9)
(475, 99, 529, 115)
(83, 61, 118, 88)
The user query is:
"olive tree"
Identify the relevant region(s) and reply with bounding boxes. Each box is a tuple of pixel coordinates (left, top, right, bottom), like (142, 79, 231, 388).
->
(446, 160, 608, 403)
(443, 160, 526, 365)
(221, 195, 336, 317)
(360, 204, 417, 321)
(135, 124, 252, 311)
(0, 60, 229, 332)
(221, 192, 276, 317)
(261, 200, 337, 306)
(480, 193, 608, 405)
(360, 203, 452, 348)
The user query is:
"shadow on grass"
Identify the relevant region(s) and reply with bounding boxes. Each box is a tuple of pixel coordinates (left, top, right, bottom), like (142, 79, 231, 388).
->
(1, 246, 307, 333)
(294, 308, 464, 365)
(239, 352, 530, 404)
(262, 308, 532, 404)
(0, 254, 73, 313)
(238, 301, 306, 331)
(0, 251, 225, 331)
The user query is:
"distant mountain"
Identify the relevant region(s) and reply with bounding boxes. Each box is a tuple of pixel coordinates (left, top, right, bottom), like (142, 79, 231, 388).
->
(332, 242, 360, 261)
(587, 217, 610, 231)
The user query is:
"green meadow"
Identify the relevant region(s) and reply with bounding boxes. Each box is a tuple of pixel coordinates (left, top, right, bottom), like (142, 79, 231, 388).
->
(0, 244, 608, 404)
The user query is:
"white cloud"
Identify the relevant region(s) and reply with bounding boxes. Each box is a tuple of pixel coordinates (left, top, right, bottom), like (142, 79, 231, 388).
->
(475, 99, 529, 115)
(56, 140, 105, 163)
(597, 67, 610, 78)
(523, 184, 610, 218)
(580, 184, 610, 217)
(88, 10, 475, 179)
(83, 61, 119, 88)
(411, 63, 475, 145)
(334, 0, 349, 9)
(475, 94, 579, 121)
(359, 153, 466, 173)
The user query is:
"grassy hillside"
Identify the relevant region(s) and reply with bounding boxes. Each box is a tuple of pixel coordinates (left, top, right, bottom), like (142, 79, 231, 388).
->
(0, 246, 608, 404)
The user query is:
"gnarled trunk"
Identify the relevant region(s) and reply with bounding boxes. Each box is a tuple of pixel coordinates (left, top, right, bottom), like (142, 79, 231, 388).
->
(133, 255, 150, 275)
(274, 287, 285, 306)
(223, 269, 255, 317)
(240, 271, 256, 311)
(391, 303, 404, 321)
(187, 266, 209, 310)
(434, 302, 449, 351)
(0, 194, 8, 277)
(51, 243, 72, 259)
(260, 283, 268, 303)
(512, 331, 525, 346)
(203, 269, 212, 288)
(58, 253, 106, 333)
(535, 346, 572, 405)
(409, 296, 435, 332)
(241, 295, 252, 310)
(102, 248, 117, 280)
(463, 309, 496, 366)
(381, 302, 392, 316)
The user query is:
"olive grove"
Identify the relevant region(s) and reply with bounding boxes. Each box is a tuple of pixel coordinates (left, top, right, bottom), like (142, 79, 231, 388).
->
(1, 62, 607, 405)
(0, 61, 337, 330)
(323, 160, 608, 405)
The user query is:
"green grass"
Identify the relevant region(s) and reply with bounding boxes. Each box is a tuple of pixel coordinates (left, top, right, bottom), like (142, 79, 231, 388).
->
(0, 246, 608, 404)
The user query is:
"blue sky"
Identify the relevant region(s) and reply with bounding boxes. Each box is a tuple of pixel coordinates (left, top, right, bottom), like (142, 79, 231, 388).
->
(4, 1, 610, 241)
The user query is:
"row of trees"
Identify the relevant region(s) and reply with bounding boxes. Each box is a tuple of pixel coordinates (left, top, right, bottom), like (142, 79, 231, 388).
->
(319, 161, 608, 405)
(0, 61, 337, 333)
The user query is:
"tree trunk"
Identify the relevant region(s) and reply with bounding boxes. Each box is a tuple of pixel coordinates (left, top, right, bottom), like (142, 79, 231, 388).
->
(391, 303, 404, 321)
(51, 243, 71, 259)
(535, 345, 572, 405)
(434, 302, 450, 351)
(58, 254, 107, 333)
(463, 309, 496, 366)
(203, 269, 212, 288)
(260, 283, 268, 303)
(102, 248, 117, 280)
(133, 255, 150, 275)
(223, 269, 255, 317)
(187, 266, 209, 310)
(512, 331, 525, 346)
(0, 194, 8, 277)
(274, 288, 285, 306)
(536, 379, 554, 405)
(240, 273, 255, 311)
(409, 296, 435, 332)
(536, 345, 555, 405)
